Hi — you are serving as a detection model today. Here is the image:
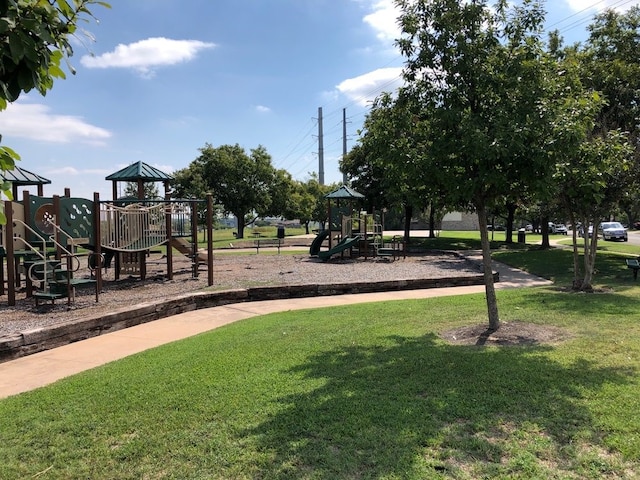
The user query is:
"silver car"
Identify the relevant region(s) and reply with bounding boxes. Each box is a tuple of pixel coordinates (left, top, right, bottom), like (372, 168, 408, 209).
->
(554, 224, 568, 235)
(600, 221, 628, 241)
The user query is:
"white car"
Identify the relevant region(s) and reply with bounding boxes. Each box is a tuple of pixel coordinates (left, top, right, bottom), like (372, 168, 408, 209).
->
(554, 224, 568, 235)
(600, 221, 628, 241)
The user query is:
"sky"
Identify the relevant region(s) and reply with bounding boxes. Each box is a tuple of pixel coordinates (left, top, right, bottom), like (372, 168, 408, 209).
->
(1, 0, 639, 201)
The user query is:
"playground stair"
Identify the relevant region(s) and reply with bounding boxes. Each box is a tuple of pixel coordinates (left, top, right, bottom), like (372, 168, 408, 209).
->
(26, 256, 96, 305)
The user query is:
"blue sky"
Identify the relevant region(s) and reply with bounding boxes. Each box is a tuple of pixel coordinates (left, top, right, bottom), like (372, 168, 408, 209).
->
(1, 0, 638, 201)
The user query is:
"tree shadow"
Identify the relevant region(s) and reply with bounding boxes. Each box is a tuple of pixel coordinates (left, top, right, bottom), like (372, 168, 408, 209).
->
(242, 334, 634, 478)
(514, 287, 640, 317)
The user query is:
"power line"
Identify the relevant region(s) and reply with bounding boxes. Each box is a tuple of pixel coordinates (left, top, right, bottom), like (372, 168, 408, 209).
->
(279, 0, 640, 183)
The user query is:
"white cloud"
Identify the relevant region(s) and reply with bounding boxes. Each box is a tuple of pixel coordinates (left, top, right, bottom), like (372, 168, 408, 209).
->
(336, 67, 403, 106)
(363, 0, 401, 43)
(255, 105, 271, 114)
(0, 102, 112, 145)
(81, 37, 216, 77)
(47, 166, 81, 175)
(153, 164, 175, 174)
(565, 0, 640, 12)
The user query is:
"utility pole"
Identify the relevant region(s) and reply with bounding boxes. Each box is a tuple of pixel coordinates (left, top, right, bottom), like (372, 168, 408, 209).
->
(342, 108, 348, 184)
(318, 106, 324, 185)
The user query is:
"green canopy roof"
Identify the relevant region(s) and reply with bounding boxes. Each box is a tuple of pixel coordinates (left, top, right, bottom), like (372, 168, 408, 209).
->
(1, 166, 51, 186)
(106, 161, 172, 182)
(324, 185, 364, 199)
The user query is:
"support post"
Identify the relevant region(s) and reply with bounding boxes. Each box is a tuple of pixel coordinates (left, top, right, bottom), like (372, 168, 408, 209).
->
(5, 200, 15, 306)
(318, 106, 324, 185)
(207, 194, 214, 287)
(93, 192, 102, 299)
(165, 194, 173, 280)
(191, 200, 198, 278)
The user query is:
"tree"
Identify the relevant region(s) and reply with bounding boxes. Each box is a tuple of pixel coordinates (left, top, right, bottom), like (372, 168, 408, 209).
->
(342, 91, 442, 242)
(123, 181, 160, 200)
(284, 175, 329, 234)
(558, 130, 633, 290)
(543, 8, 640, 291)
(396, 0, 557, 330)
(267, 167, 295, 221)
(174, 144, 282, 239)
(0, 0, 109, 223)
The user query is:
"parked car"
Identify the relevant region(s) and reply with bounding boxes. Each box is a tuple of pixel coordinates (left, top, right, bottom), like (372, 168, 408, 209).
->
(600, 221, 628, 241)
(554, 224, 568, 235)
(578, 224, 594, 238)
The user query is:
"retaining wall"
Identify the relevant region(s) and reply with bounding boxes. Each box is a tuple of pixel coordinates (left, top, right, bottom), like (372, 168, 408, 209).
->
(0, 273, 497, 363)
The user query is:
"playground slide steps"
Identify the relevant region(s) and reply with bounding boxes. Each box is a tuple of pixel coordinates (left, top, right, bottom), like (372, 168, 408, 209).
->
(27, 258, 96, 303)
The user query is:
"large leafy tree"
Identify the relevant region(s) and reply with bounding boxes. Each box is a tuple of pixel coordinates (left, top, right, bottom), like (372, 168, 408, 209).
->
(551, 8, 640, 290)
(343, 91, 444, 242)
(558, 129, 633, 291)
(0, 0, 109, 223)
(396, 0, 557, 330)
(583, 7, 640, 224)
(284, 175, 331, 234)
(174, 143, 285, 239)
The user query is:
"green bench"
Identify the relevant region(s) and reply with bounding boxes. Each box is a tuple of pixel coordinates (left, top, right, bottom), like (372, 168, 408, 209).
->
(254, 238, 282, 254)
(626, 258, 640, 280)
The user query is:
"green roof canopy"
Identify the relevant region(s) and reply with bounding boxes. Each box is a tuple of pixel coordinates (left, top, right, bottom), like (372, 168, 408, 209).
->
(1, 166, 51, 198)
(105, 161, 172, 182)
(324, 185, 364, 199)
(1, 166, 51, 186)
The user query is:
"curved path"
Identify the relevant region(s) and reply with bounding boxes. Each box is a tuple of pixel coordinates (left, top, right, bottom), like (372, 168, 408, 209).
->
(0, 258, 551, 399)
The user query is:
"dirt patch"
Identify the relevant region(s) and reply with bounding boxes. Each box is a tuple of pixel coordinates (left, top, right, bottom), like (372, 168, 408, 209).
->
(440, 321, 572, 346)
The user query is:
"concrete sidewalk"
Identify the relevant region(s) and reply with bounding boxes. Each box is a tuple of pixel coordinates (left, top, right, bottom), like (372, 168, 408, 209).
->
(0, 259, 551, 399)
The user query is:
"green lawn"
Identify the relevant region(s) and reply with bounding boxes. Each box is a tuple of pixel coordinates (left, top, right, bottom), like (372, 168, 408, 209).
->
(1, 235, 640, 478)
(202, 225, 309, 249)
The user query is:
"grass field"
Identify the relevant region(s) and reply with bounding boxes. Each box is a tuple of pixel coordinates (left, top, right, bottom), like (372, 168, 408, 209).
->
(1, 233, 640, 479)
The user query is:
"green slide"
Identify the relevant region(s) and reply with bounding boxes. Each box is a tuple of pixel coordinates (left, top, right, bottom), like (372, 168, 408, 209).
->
(309, 230, 330, 256)
(318, 236, 361, 261)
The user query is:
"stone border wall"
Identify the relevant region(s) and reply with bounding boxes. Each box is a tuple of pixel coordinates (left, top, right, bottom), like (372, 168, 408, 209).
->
(0, 273, 497, 363)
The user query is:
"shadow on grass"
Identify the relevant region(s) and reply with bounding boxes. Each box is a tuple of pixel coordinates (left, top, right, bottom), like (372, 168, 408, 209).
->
(494, 247, 640, 292)
(513, 286, 640, 317)
(244, 334, 634, 478)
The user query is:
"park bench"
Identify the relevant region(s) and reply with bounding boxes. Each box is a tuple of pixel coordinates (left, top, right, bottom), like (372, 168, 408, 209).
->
(254, 238, 283, 254)
(626, 258, 640, 280)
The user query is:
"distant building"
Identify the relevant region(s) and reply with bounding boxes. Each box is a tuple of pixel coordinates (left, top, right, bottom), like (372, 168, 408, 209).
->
(441, 211, 479, 231)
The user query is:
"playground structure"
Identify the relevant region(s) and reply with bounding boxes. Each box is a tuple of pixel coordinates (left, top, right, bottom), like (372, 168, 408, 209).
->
(1, 192, 214, 306)
(1, 162, 214, 307)
(309, 185, 405, 261)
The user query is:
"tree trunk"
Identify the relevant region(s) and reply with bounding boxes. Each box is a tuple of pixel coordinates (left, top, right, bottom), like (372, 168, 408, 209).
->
(429, 202, 437, 238)
(505, 202, 516, 244)
(477, 204, 500, 331)
(235, 214, 246, 239)
(582, 220, 599, 292)
(304, 221, 310, 235)
(569, 211, 582, 290)
(403, 203, 413, 244)
(540, 214, 550, 249)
